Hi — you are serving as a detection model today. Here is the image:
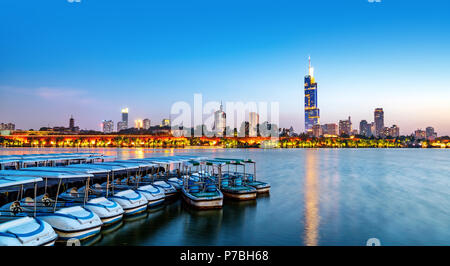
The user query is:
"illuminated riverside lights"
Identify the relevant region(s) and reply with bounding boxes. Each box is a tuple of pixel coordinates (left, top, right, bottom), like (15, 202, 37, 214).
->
(0, 134, 448, 148)
(304, 56, 320, 133)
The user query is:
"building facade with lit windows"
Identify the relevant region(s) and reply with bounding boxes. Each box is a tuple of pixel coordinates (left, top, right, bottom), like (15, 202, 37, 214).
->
(312, 124, 322, 138)
(304, 57, 320, 133)
(249, 111, 259, 137)
(339, 117, 352, 136)
(117, 121, 127, 132)
(135, 119, 143, 129)
(322, 123, 338, 137)
(415, 129, 426, 140)
(161, 119, 170, 127)
(121, 108, 129, 129)
(213, 103, 226, 137)
(359, 120, 370, 137)
(102, 120, 114, 134)
(374, 108, 384, 137)
(143, 119, 151, 130)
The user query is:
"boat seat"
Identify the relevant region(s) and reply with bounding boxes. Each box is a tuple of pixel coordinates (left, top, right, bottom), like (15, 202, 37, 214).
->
(10, 201, 23, 214)
(41, 193, 52, 207)
(70, 187, 78, 196)
(205, 185, 216, 192)
(221, 180, 229, 188)
(188, 185, 200, 193)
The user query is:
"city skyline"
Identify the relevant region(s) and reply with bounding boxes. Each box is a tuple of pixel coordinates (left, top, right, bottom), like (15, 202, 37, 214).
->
(1, 1, 450, 135)
(0, 102, 445, 138)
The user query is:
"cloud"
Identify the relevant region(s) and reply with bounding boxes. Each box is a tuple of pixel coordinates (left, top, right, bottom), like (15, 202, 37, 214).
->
(0, 85, 98, 104)
(35, 87, 84, 99)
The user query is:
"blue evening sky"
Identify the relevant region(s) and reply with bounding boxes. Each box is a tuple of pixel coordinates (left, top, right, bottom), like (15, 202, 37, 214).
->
(1, 0, 449, 135)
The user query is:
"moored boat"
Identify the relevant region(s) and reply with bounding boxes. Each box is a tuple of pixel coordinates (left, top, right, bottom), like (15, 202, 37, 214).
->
(205, 160, 257, 200)
(66, 164, 149, 216)
(181, 169, 223, 209)
(16, 166, 125, 227)
(0, 175, 58, 246)
(214, 158, 270, 194)
(0, 170, 103, 241)
(220, 177, 257, 200)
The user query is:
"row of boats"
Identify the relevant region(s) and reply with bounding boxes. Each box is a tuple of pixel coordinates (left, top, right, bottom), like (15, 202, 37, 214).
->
(0, 153, 270, 246)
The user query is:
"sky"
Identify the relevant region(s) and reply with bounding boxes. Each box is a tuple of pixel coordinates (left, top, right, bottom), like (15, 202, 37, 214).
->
(1, 0, 449, 135)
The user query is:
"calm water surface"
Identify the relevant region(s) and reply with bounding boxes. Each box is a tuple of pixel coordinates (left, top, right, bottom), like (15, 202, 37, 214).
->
(1, 148, 449, 246)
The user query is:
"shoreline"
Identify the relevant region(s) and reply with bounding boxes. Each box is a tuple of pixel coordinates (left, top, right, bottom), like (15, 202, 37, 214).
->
(1, 135, 448, 149)
(0, 146, 448, 150)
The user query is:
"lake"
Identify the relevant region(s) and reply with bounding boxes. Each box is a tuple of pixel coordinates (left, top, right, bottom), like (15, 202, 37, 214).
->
(1, 147, 449, 246)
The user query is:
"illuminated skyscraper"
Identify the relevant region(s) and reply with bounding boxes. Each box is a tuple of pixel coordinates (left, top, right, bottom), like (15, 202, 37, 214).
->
(249, 111, 259, 137)
(121, 108, 129, 129)
(135, 119, 143, 129)
(304, 56, 320, 132)
(161, 119, 170, 127)
(213, 102, 226, 137)
(374, 108, 384, 137)
(143, 119, 151, 130)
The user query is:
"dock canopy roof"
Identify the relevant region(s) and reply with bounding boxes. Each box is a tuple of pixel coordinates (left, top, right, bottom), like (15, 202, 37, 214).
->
(0, 152, 102, 159)
(66, 164, 127, 172)
(0, 169, 93, 179)
(0, 159, 20, 164)
(169, 155, 209, 160)
(204, 160, 228, 166)
(109, 160, 156, 168)
(10, 166, 105, 175)
(0, 176, 43, 188)
(61, 166, 111, 174)
(91, 162, 140, 171)
(213, 158, 254, 164)
(122, 159, 159, 168)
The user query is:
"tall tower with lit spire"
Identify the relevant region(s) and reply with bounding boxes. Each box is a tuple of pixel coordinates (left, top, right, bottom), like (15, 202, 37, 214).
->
(213, 101, 226, 137)
(304, 56, 320, 133)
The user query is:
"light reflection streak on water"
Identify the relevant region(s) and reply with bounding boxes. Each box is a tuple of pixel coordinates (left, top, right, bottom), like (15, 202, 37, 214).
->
(304, 149, 319, 246)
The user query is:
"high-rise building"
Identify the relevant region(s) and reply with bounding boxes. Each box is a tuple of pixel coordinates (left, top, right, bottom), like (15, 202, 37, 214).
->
(135, 119, 143, 129)
(249, 111, 259, 137)
(102, 120, 114, 133)
(213, 102, 226, 137)
(121, 108, 129, 129)
(312, 124, 322, 138)
(381, 127, 390, 138)
(414, 129, 426, 140)
(374, 108, 384, 137)
(322, 123, 338, 136)
(425, 127, 435, 138)
(389, 125, 400, 138)
(359, 120, 370, 137)
(161, 119, 170, 127)
(143, 119, 151, 130)
(117, 121, 127, 132)
(425, 127, 437, 140)
(0, 123, 15, 131)
(69, 115, 75, 131)
(370, 122, 376, 137)
(339, 117, 352, 136)
(304, 56, 320, 133)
